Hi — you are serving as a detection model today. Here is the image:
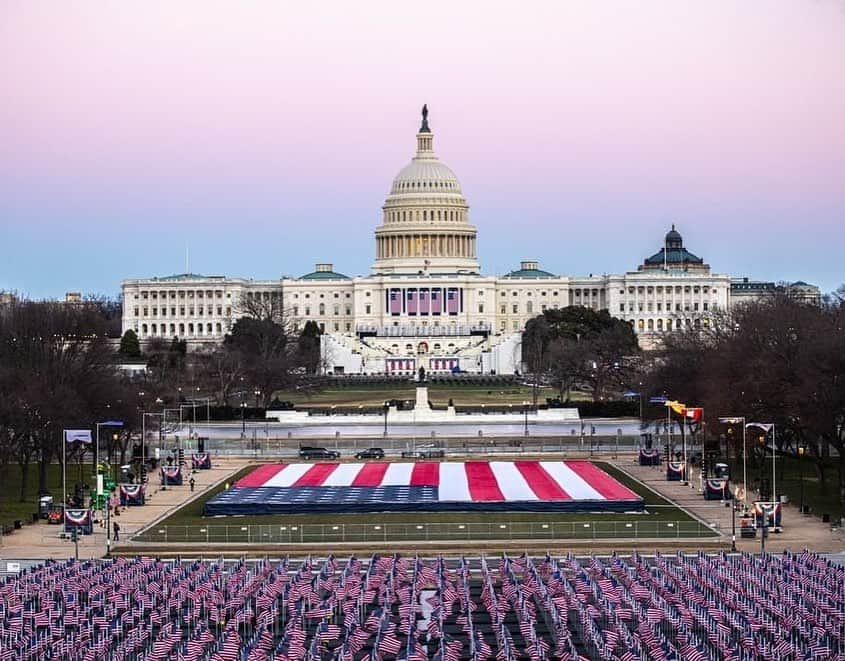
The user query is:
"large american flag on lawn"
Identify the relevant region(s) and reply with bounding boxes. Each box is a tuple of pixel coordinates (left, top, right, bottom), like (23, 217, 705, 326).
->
(204, 461, 643, 515)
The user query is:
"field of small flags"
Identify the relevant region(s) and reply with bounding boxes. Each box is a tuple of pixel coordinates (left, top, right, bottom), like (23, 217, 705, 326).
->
(0, 550, 843, 660)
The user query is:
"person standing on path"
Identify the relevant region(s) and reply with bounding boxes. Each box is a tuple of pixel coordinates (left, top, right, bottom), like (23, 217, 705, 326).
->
(113, 521, 120, 541)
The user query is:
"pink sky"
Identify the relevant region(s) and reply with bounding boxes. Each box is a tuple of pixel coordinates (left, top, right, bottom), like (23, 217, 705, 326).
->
(1, 1, 843, 297)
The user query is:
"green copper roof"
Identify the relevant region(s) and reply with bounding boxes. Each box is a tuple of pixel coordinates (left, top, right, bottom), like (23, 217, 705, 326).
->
(643, 248, 703, 266)
(501, 267, 557, 279)
(299, 270, 351, 280)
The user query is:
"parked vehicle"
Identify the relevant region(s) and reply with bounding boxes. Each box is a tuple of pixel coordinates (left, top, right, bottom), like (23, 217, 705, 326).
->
(299, 446, 340, 460)
(355, 447, 385, 460)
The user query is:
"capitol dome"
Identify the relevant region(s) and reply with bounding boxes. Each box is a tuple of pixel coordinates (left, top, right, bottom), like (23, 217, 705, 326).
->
(389, 160, 463, 195)
(373, 106, 479, 275)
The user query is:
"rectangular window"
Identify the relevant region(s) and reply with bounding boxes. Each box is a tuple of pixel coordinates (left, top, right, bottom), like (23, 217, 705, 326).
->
(703, 302, 709, 311)
(500, 304, 506, 314)
(619, 303, 625, 312)
(512, 304, 518, 314)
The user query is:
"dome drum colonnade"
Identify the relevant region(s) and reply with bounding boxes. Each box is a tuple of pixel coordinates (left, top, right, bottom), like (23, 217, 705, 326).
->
(373, 105, 479, 274)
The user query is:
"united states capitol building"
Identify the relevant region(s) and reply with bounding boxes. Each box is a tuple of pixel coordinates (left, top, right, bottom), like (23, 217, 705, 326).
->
(121, 108, 818, 375)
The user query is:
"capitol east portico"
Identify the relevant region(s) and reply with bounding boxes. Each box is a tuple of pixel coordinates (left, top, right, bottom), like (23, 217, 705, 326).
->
(121, 107, 815, 375)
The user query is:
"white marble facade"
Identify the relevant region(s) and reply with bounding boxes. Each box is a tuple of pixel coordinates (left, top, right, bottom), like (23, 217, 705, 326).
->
(121, 109, 812, 374)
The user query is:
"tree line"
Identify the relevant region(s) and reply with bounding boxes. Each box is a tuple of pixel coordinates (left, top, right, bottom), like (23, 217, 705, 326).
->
(0, 294, 323, 505)
(522, 287, 845, 512)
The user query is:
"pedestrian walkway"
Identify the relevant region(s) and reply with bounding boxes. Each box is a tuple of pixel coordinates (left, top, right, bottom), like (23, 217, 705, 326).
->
(617, 458, 845, 553)
(0, 458, 248, 561)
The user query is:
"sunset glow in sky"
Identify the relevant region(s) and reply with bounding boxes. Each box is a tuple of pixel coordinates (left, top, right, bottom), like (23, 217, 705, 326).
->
(1, 1, 843, 298)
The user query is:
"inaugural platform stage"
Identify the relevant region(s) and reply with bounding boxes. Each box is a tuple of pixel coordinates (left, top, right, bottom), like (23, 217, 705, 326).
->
(204, 460, 644, 515)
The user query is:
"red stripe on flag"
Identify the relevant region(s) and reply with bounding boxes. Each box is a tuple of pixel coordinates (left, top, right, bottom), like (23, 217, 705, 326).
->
(514, 462, 571, 500)
(410, 463, 439, 486)
(565, 461, 640, 500)
(351, 462, 389, 487)
(235, 464, 287, 488)
(465, 462, 504, 501)
(292, 463, 339, 487)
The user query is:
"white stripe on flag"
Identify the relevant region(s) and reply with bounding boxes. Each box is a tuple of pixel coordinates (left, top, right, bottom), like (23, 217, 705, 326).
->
(437, 463, 471, 501)
(489, 462, 538, 501)
(263, 463, 312, 487)
(539, 462, 605, 500)
(322, 463, 365, 487)
(381, 463, 414, 486)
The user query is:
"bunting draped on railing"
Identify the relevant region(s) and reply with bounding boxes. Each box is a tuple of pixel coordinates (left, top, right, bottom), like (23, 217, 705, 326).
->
(63, 509, 93, 535)
(704, 479, 731, 501)
(118, 483, 146, 506)
(667, 461, 687, 481)
(639, 447, 662, 466)
(159, 466, 183, 486)
(191, 453, 212, 470)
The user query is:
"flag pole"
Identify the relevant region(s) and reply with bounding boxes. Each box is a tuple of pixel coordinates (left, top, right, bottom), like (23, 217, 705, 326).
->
(742, 417, 747, 508)
(62, 430, 67, 513)
(771, 424, 777, 508)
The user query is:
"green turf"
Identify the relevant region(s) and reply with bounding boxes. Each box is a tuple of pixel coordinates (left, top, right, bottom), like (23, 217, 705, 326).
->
(0, 463, 82, 531)
(135, 461, 712, 543)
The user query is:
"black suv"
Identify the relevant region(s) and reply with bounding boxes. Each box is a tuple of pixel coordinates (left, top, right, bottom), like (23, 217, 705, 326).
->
(299, 446, 340, 460)
(355, 447, 385, 460)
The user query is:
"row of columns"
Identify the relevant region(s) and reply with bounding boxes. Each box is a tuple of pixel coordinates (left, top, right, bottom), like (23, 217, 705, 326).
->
(376, 234, 476, 259)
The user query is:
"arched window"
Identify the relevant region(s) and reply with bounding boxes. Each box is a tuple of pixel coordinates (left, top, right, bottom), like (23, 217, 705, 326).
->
(179, 323, 185, 335)
(657, 319, 663, 331)
(647, 319, 654, 331)
(141, 324, 148, 335)
(206, 323, 212, 334)
(188, 323, 194, 335)
(216, 323, 222, 334)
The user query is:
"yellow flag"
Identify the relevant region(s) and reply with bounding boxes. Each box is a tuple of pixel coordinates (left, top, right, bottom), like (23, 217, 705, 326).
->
(665, 400, 687, 415)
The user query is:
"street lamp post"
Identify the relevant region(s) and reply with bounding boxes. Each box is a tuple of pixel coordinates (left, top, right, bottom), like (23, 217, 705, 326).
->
(383, 401, 389, 437)
(523, 401, 529, 437)
(719, 416, 747, 507)
(241, 402, 247, 436)
(798, 445, 805, 514)
(95, 420, 123, 501)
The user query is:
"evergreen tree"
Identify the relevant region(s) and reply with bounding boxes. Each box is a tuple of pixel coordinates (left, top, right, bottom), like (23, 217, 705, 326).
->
(118, 329, 141, 358)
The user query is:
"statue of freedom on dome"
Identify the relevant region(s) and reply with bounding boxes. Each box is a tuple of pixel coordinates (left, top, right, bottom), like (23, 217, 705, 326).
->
(420, 104, 430, 132)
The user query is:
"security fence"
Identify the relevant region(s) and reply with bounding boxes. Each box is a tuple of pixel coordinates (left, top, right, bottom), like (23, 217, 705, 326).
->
(137, 519, 716, 544)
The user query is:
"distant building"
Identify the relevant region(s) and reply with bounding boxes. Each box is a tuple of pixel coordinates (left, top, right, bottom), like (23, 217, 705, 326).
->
(730, 278, 821, 306)
(65, 292, 82, 303)
(120, 108, 817, 373)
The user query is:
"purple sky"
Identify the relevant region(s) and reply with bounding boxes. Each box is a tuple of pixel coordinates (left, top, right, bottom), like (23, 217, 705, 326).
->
(2, 1, 843, 299)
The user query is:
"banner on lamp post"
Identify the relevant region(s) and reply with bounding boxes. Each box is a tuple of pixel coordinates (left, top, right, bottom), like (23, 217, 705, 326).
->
(64, 429, 92, 444)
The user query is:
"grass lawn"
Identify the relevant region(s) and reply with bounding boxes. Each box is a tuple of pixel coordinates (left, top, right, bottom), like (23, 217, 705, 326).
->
(727, 455, 843, 521)
(0, 463, 76, 531)
(276, 384, 591, 408)
(136, 461, 710, 544)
